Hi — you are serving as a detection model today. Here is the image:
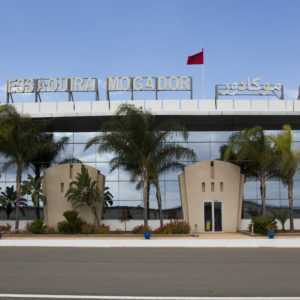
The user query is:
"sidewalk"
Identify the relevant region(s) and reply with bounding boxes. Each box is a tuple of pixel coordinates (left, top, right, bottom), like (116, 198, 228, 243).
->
(2, 234, 300, 248)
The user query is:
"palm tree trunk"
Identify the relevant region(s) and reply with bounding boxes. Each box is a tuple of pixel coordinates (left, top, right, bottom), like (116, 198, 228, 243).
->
(260, 176, 267, 215)
(155, 179, 163, 228)
(143, 171, 149, 228)
(288, 178, 294, 231)
(15, 163, 22, 232)
(35, 168, 41, 220)
(93, 206, 100, 227)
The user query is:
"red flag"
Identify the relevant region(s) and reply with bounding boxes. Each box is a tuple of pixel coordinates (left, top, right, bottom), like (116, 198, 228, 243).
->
(187, 49, 204, 65)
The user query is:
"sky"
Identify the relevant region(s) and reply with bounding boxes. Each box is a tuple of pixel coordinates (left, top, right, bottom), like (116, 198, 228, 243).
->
(0, 0, 299, 100)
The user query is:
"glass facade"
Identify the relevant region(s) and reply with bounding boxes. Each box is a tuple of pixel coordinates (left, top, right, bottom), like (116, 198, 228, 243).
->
(1, 130, 300, 219)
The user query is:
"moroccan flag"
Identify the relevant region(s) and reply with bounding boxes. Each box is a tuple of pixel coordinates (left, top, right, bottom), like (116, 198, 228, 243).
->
(187, 49, 204, 65)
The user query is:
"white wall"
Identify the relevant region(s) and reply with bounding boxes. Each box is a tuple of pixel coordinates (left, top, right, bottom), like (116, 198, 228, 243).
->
(0, 219, 171, 232)
(2, 218, 300, 233)
(240, 219, 300, 231)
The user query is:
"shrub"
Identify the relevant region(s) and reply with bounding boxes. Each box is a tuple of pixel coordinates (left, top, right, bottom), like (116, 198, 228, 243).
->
(46, 227, 56, 234)
(154, 221, 190, 234)
(27, 219, 47, 234)
(57, 210, 83, 234)
(272, 208, 289, 231)
(0, 223, 11, 233)
(131, 224, 152, 234)
(95, 224, 110, 234)
(251, 215, 277, 235)
(80, 223, 97, 234)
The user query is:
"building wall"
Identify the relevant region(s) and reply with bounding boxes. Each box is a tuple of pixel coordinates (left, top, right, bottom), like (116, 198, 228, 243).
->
(180, 160, 244, 233)
(43, 163, 105, 228)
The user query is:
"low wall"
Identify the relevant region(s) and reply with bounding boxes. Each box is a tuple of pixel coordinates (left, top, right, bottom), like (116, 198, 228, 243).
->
(2, 219, 300, 232)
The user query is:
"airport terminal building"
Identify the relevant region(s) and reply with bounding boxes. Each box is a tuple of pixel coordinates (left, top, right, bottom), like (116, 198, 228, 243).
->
(2, 75, 300, 232)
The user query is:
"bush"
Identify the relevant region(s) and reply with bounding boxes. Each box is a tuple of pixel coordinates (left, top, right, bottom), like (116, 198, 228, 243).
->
(154, 221, 190, 234)
(131, 224, 152, 234)
(95, 224, 110, 234)
(251, 215, 277, 235)
(46, 227, 56, 234)
(0, 223, 11, 233)
(27, 219, 47, 234)
(57, 210, 83, 234)
(80, 223, 97, 234)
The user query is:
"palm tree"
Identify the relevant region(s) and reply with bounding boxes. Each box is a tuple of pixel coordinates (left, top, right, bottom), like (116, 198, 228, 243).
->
(136, 141, 196, 228)
(86, 104, 196, 227)
(29, 133, 69, 219)
(0, 185, 27, 220)
(22, 175, 46, 220)
(271, 125, 300, 231)
(222, 127, 277, 215)
(0, 105, 41, 230)
(65, 165, 103, 226)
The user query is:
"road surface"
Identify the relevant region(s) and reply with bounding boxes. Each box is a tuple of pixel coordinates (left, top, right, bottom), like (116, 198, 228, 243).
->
(0, 247, 299, 298)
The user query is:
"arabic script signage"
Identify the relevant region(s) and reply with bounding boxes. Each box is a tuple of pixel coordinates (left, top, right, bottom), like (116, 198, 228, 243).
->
(215, 77, 284, 100)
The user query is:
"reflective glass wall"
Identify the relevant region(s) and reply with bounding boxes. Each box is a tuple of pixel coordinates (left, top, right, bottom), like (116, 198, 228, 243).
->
(1, 130, 300, 219)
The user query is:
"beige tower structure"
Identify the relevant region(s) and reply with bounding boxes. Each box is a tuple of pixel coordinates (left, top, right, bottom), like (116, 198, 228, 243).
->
(43, 163, 105, 228)
(179, 160, 244, 233)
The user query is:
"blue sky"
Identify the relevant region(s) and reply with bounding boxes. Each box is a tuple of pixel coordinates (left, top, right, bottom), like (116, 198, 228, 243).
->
(0, 0, 299, 100)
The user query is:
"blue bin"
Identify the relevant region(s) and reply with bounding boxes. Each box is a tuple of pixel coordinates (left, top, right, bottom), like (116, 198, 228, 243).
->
(267, 229, 275, 239)
(144, 231, 151, 240)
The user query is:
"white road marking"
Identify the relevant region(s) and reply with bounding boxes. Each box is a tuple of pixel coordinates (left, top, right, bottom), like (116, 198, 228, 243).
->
(0, 295, 300, 300)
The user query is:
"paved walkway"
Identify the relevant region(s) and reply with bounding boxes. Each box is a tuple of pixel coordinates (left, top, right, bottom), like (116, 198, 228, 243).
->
(1, 234, 300, 247)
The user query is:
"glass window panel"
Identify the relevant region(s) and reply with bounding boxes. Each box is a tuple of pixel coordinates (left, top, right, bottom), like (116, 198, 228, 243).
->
(118, 181, 142, 201)
(186, 132, 211, 142)
(266, 199, 281, 208)
(211, 142, 226, 160)
(5, 166, 17, 182)
(165, 181, 180, 209)
(266, 180, 280, 200)
(292, 131, 300, 142)
(96, 149, 115, 162)
(54, 143, 74, 163)
(187, 142, 210, 160)
(96, 163, 118, 181)
(119, 168, 134, 181)
(210, 131, 235, 142)
(73, 144, 96, 163)
(244, 180, 258, 200)
(279, 182, 288, 200)
(163, 168, 183, 180)
(105, 181, 119, 201)
(54, 132, 73, 144)
(73, 132, 99, 143)
(293, 201, 300, 217)
(293, 181, 300, 199)
(117, 200, 143, 207)
(280, 199, 289, 208)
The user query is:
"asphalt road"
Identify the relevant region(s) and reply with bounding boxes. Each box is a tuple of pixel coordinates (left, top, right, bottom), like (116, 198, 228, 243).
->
(0, 247, 300, 297)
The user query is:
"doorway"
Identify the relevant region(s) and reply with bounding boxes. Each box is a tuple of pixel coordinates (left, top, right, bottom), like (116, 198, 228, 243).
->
(204, 201, 223, 232)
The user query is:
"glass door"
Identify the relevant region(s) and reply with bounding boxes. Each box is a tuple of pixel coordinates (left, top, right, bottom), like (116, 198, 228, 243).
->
(204, 201, 222, 232)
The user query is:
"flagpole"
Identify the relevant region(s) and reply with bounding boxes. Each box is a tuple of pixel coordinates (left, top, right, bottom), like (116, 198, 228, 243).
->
(201, 63, 205, 99)
(201, 48, 205, 99)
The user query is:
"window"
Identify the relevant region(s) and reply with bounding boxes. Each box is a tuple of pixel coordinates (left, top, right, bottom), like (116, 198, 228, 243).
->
(202, 182, 205, 192)
(220, 182, 224, 192)
(69, 165, 73, 179)
(211, 182, 215, 192)
(60, 182, 64, 193)
(210, 161, 214, 179)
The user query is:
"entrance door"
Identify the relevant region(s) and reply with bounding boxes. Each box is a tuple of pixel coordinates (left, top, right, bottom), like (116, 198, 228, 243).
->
(204, 201, 223, 232)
